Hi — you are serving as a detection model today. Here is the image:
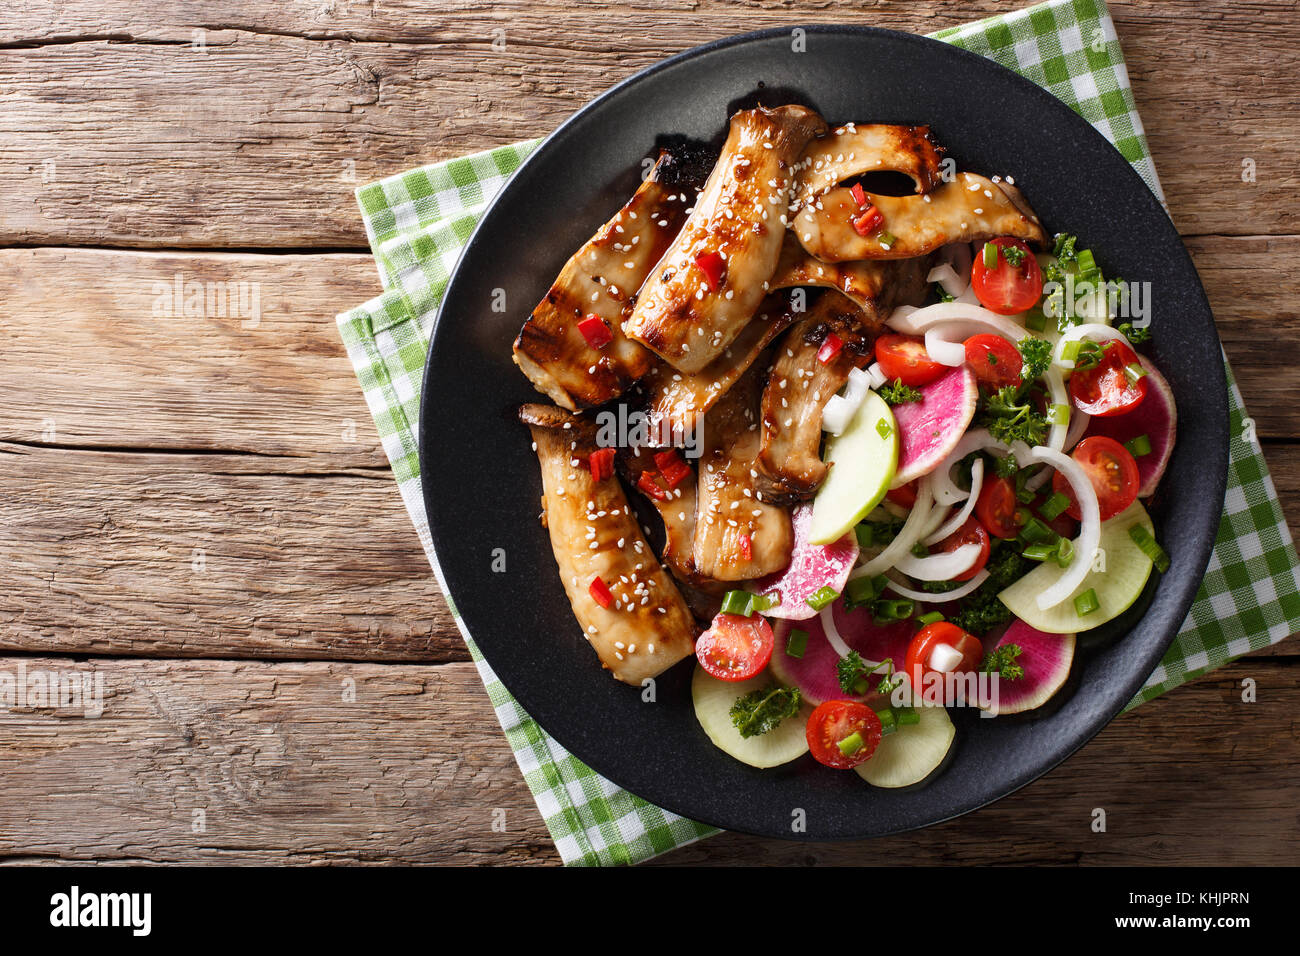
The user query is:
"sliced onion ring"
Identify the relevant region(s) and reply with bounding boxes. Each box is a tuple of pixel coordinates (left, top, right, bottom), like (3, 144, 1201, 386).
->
(1025, 444, 1101, 611)
(887, 301, 1032, 342)
(926, 262, 967, 300)
(894, 542, 981, 581)
(930, 428, 1012, 506)
(925, 458, 984, 545)
(851, 475, 934, 579)
(1045, 366, 1070, 452)
(1052, 323, 1127, 370)
(883, 569, 990, 603)
(924, 326, 968, 367)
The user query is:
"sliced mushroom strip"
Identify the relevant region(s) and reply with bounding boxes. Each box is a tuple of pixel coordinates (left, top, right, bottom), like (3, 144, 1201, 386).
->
(792, 123, 945, 207)
(755, 292, 873, 503)
(642, 291, 795, 444)
(791, 172, 1047, 263)
(519, 403, 698, 684)
(769, 236, 930, 325)
(692, 366, 794, 581)
(616, 442, 702, 588)
(623, 104, 826, 374)
(512, 150, 697, 410)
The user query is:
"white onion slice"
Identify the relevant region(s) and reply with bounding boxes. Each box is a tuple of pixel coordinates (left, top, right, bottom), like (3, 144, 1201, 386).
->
(865, 362, 888, 390)
(930, 428, 1012, 506)
(1052, 323, 1128, 370)
(887, 301, 1032, 343)
(919, 502, 952, 540)
(1045, 366, 1070, 452)
(894, 543, 981, 581)
(819, 604, 853, 659)
(938, 241, 973, 283)
(923, 326, 968, 366)
(882, 569, 990, 603)
(925, 458, 984, 545)
(926, 262, 967, 300)
(1025, 445, 1101, 610)
(851, 475, 934, 579)
(1025, 404, 1092, 493)
(821, 366, 872, 434)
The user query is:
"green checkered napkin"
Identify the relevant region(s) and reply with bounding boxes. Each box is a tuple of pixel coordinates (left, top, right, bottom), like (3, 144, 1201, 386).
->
(337, 0, 1300, 865)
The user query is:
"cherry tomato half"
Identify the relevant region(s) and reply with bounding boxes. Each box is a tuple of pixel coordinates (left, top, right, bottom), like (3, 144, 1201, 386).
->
(874, 334, 947, 387)
(904, 622, 983, 704)
(976, 475, 1024, 540)
(964, 333, 1024, 389)
(971, 237, 1043, 316)
(806, 700, 883, 769)
(1068, 339, 1148, 417)
(886, 480, 919, 509)
(695, 613, 774, 682)
(933, 516, 991, 582)
(1051, 435, 1140, 522)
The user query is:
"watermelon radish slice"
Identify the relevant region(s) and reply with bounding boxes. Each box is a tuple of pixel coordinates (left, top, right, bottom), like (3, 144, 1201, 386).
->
(979, 620, 1076, 716)
(769, 602, 915, 706)
(753, 504, 859, 621)
(890, 365, 979, 487)
(1081, 355, 1176, 497)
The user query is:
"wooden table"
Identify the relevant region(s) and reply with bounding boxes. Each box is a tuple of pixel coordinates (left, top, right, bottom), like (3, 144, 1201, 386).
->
(1, 1, 1296, 866)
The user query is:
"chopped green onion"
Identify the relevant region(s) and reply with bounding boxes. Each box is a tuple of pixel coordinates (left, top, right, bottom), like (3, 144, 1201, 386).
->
(983, 242, 998, 269)
(1024, 308, 1048, 333)
(854, 523, 874, 548)
(785, 628, 809, 659)
(844, 575, 877, 608)
(895, 705, 921, 726)
(917, 611, 945, 626)
(1125, 434, 1153, 458)
(837, 731, 865, 757)
(876, 417, 893, 440)
(1055, 537, 1075, 568)
(806, 586, 839, 612)
(1128, 525, 1171, 573)
(1040, 491, 1072, 521)
(878, 231, 898, 248)
(875, 707, 897, 735)
(1124, 362, 1148, 385)
(1048, 403, 1070, 427)
(1022, 543, 1057, 562)
(1074, 588, 1100, 617)
(873, 598, 914, 622)
(1075, 249, 1097, 276)
(720, 590, 754, 616)
(852, 677, 873, 696)
(1021, 516, 1058, 545)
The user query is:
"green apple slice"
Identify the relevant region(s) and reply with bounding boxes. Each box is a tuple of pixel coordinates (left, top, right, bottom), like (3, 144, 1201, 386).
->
(855, 704, 955, 789)
(808, 391, 898, 545)
(998, 499, 1156, 634)
(691, 666, 810, 769)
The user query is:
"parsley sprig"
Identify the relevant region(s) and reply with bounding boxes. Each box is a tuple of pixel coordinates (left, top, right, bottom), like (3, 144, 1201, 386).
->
(729, 686, 802, 738)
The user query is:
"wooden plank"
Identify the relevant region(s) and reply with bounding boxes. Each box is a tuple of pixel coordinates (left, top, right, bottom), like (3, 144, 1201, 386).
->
(0, 1, 1296, 247)
(0, 442, 460, 662)
(0, 656, 1291, 865)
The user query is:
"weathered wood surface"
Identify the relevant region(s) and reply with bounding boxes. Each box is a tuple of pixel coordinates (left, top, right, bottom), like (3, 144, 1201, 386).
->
(1, 0, 1297, 866)
(0, 1, 1297, 248)
(0, 658, 1292, 866)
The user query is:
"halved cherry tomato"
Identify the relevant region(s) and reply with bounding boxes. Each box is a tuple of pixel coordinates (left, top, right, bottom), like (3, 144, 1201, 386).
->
(904, 622, 983, 704)
(805, 700, 882, 769)
(932, 516, 990, 582)
(964, 333, 1023, 388)
(976, 475, 1024, 540)
(695, 613, 774, 682)
(886, 481, 918, 508)
(1068, 339, 1148, 417)
(874, 334, 946, 387)
(971, 237, 1043, 315)
(1052, 435, 1140, 522)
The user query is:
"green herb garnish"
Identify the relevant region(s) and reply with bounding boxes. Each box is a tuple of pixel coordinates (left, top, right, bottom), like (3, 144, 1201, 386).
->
(730, 686, 803, 739)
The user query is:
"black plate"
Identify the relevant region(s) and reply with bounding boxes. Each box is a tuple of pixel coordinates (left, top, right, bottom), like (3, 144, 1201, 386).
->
(419, 26, 1228, 840)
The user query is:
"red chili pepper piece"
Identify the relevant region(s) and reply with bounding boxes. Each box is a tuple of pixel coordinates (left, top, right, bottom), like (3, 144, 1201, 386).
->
(694, 250, 726, 291)
(637, 471, 669, 501)
(849, 182, 868, 207)
(577, 314, 612, 349)
(738, 532, 753, 561)
(587, 447, 616, 483)
(817, 332, 844, 365)
(589, 576, 613, 609)
(851, 205, 883, 237)
(653, 449, 692, 489)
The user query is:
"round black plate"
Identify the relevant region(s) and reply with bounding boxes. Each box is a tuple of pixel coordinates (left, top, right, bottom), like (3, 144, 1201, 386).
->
(419, 26, 1228, 840)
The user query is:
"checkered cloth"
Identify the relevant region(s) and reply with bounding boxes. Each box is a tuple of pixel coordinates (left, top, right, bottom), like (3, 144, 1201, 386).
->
(336, 0, 1300, 864)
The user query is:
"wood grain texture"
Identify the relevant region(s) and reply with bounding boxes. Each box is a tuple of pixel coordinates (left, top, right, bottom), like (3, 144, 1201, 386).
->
(0, 1, 1297, 247)
(0, 657, 1291, 865)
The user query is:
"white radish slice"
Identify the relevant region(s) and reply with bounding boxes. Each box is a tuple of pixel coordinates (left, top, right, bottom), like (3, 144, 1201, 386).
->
(850, 475, 934, 579)
(1026, 445, 1101, 611)
(930, 428, 1012, 506)
(883, 569, 990, 603)
(893, 542, 981, 581)
(924, 457, 984, 545)
(855, 704, 955, 789)
(692, 666, 810, 769)
(1051, 323, 1128, 370)
(819, 604, 852, 659)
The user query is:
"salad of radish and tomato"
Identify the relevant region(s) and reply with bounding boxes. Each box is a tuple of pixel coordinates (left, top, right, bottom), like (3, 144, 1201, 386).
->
(693, 232, 1175, 788)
